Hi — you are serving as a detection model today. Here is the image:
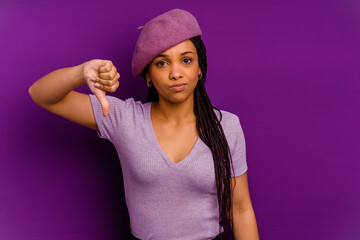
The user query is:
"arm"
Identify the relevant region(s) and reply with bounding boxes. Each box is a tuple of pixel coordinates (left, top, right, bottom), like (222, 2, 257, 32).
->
(28, 59, 120, 130)
(230, 172, 260, 240)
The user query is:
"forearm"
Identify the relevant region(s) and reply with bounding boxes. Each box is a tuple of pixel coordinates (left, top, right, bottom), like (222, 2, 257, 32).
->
(232, 208, 259, 240)
(29, 63, 85, 106)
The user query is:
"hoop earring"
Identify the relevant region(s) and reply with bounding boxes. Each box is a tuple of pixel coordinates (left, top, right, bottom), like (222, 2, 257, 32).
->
(198, 73, 203, 80)
(146, 80, 152, 87)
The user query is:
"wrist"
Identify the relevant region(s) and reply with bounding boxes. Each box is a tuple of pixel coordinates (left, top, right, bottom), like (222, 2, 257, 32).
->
(72, 62, 87, 87)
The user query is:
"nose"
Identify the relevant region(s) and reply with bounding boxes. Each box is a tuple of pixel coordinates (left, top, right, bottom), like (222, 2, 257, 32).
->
(169, 62, 183, 80)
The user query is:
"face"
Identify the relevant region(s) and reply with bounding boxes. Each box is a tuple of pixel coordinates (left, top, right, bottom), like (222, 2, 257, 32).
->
(145, 39, 202, 104)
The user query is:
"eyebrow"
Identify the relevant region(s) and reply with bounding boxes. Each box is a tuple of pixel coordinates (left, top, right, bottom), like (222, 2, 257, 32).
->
(154, 51, 195, 59)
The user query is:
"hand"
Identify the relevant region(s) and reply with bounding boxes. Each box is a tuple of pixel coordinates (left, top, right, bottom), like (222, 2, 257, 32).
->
(82, 59, 120, 116)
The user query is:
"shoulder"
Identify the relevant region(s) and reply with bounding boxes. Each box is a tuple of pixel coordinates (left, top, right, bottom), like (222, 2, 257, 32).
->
(90, 94, 147, 109)
(89, 94, 149, 121)
(214, 108, 244, 143)
(214, 108, 241, 128)
(101, 95, 140, 105)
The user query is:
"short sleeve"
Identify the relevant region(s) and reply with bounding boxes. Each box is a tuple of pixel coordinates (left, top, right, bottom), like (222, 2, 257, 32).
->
(229, 117, 248, 177)
(89, 94, 127, 142)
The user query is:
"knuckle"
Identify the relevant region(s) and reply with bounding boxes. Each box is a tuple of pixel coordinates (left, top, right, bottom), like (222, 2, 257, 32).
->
(100, 79, 109, 86)
(106, 86, 113, 92)
(102, 80, 110, 86)
(100, 73, 109, 80)
(109, 83, 118, 92)
(97, 78, 105, 85)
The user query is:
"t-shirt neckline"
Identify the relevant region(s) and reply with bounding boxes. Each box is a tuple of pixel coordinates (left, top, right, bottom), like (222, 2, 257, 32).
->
(146, 102, 201, 170)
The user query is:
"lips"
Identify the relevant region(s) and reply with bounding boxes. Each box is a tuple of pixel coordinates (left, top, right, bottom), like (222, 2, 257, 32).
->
(170, 83, 185, 87)
(169, 83, 186, 92)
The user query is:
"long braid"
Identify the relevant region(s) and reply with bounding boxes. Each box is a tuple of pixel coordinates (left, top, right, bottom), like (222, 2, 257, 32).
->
(141, 36, 235, 239)
(191, 36, 235, 239)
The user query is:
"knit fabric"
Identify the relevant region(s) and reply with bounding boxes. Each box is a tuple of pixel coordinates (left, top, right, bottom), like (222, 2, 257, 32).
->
(131, 8, 202, 76)
(89, 94, 248, 240)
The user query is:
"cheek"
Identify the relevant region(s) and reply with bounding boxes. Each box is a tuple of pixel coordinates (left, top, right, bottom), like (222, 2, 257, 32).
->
(191, 74, 199, 87)
(152, 79, 169, 95)
(191, 80, 199, 92)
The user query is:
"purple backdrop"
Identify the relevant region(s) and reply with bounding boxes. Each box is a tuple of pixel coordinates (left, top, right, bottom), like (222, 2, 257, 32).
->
(1, 0, 359, 239)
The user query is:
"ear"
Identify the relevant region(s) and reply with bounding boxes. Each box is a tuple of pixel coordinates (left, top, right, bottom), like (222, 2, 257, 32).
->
(145, 72, 151, 82)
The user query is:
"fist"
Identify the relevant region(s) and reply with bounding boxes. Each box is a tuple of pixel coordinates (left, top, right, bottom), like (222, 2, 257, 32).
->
(82, 59, 120, 116)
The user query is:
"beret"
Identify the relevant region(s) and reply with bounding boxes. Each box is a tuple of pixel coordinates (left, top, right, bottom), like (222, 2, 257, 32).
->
(131, 8, 202, 77)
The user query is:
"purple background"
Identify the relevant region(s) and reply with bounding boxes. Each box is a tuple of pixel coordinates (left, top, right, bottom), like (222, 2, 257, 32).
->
(1, 0, 359, 239)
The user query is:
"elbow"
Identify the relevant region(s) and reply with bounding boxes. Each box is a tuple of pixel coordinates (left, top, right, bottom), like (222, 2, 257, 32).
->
(28, 85, 36, 103)
(28, 84, 41, 106)
(233, 206, 254, 215)
(28, 85, 33, 97)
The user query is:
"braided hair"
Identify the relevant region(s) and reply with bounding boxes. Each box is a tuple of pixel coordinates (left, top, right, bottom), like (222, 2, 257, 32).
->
(140, 36, 236, 239)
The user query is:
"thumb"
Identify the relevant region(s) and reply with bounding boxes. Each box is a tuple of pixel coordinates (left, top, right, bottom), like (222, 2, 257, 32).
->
(94, 91, 109, 117)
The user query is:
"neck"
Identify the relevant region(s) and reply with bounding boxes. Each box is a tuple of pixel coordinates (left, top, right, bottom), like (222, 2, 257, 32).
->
(151, 93, 196, 125)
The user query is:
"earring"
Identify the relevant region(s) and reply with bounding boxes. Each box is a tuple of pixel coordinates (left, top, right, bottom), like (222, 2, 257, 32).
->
(146, 80, 152, 87)
(198, 73, 203, 80)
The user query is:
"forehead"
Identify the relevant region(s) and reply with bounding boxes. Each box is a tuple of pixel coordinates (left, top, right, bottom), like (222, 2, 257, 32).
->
(158, 39, 196, 56)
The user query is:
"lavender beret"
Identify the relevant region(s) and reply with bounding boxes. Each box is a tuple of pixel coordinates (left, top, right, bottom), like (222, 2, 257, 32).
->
(131, 8, 202, 77)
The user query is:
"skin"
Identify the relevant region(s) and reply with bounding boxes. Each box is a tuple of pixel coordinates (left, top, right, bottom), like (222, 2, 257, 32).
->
(146, 40, 259, 239)
(28, 59, 118, 130)
(144, 39, 201, 163)
(28, 39, 259, 240)
(230, 173, 260, 240)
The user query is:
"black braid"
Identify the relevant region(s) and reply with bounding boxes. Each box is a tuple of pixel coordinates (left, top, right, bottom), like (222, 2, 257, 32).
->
(141, 36, 236, 240)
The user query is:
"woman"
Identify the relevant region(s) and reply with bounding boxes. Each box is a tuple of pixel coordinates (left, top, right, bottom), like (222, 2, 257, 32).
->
(29, 8, 259, 240)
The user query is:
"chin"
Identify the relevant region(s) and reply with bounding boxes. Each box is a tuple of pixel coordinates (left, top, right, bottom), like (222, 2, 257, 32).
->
(164, 93, 192, 104)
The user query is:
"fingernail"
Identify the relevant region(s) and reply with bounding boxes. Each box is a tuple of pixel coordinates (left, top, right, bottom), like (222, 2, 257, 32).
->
(94, 83, 100, 88)
(90, 77, 96, 82)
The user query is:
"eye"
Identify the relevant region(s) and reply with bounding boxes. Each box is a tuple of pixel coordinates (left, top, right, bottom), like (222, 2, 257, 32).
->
(156, 61, 167, 67)
(183, 58, 192, 64)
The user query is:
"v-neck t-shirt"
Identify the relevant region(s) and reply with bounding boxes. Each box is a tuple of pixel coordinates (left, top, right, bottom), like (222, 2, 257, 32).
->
(89, 94, 248, 240)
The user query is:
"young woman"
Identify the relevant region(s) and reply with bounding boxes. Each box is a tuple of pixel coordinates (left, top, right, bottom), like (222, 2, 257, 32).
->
(29, 8, 259, 240)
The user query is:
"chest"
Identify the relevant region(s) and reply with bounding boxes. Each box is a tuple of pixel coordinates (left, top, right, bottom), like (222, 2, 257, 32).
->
(152, 119, 199, 164)
(114, 116, 217, 194)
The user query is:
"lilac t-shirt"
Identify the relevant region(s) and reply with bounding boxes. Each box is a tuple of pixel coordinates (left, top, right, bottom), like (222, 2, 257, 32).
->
(89, 94, 248, 240)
